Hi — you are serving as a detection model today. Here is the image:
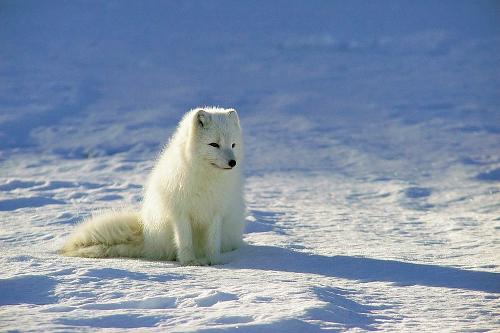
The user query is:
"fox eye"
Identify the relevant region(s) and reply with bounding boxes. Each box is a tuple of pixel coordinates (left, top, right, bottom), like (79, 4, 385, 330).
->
(232, 143, 236, 148)
(209, 143, 220, 148)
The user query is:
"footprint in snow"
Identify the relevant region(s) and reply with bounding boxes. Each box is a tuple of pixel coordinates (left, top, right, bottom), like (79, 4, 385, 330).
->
(193, 291, 238, 307)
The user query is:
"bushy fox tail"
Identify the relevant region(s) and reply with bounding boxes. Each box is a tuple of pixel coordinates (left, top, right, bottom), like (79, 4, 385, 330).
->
(59, 210, 144, 258)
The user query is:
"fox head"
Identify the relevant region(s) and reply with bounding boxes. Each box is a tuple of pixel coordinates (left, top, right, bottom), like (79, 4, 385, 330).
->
(189, 107, 243, 171)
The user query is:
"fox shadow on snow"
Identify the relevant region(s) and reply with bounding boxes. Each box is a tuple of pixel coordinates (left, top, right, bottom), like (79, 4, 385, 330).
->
(216, 243, 500, 331)
(229, 245, 500, 294)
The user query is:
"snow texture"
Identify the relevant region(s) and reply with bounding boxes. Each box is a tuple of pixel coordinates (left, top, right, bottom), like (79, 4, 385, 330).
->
(1, 0, 499, 331)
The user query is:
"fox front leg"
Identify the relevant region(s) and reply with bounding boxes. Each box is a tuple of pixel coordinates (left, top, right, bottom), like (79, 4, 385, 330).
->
(204, 217, 222, 265)
(172, 215, 199, 266)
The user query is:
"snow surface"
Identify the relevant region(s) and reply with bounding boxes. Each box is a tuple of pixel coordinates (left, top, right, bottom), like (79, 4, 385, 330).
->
(1, 0, 499, 331)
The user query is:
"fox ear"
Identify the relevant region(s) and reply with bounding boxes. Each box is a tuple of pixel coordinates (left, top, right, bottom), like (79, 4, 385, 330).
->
(227, 109, 240, 126)
(196, 109, 210, 128)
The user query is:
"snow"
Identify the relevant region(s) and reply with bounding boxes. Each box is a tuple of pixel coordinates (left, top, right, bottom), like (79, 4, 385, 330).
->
(1, 0, 499, 331)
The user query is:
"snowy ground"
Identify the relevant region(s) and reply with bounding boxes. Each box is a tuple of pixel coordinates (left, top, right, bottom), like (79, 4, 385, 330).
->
(1, 1, 499, 331)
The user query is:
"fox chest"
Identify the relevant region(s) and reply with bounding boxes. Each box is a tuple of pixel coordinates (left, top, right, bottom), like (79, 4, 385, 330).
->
(181, 183, 231, 226)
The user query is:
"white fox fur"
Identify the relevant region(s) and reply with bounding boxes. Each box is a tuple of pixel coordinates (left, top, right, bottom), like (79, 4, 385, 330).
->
(60, 107, 246, 265)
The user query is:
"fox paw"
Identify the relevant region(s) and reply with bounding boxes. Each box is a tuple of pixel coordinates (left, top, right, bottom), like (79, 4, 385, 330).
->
(205, 256, 224, 266)
(179, 258, 202, 266)
(178, 256, 222, 266)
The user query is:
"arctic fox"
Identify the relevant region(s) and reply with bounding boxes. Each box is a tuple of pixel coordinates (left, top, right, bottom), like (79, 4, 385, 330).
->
(60, 107, 246, 266)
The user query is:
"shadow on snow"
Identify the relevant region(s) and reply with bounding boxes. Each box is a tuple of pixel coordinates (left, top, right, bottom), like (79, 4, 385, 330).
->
(230, 245, 500, 294)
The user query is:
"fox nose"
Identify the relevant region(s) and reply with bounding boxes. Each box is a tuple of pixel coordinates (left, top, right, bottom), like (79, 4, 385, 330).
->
(228, 160, 236, 168)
